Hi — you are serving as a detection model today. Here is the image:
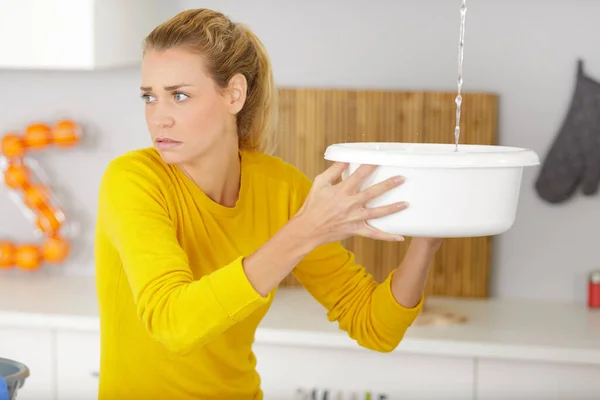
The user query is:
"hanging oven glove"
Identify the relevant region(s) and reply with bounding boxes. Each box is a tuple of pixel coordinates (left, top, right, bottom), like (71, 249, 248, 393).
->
(580, 87, 600, 196)
(535, 59, 600, 203)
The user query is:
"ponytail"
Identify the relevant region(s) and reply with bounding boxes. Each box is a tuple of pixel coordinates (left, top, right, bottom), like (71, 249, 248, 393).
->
(235, 24, 279, 154)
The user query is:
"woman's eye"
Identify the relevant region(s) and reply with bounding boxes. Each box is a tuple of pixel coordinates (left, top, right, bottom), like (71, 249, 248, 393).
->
(174, 92, 189, 101)
(141, 93, 156, 103)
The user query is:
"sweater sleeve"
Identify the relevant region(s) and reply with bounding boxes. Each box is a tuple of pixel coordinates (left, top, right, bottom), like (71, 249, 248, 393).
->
(289, 167, 423, 353)
(97, 156, 271, 355)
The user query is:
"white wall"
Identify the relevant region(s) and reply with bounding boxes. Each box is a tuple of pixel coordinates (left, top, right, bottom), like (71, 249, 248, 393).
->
(1, 0, 599, 303)
(0, 68, 151, 276)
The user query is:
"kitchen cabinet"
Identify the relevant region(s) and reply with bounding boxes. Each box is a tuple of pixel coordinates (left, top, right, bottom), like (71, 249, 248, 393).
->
(476, 358, 600, 400)
(2, 277, 600, 399)
(55, 331, 101, 400)
(0, 327, 55, 400)
(52, 332, 474, 400)
(254, 343, 475, 400)
(9, 329, 600, 400)
(0, 0, 163, 70)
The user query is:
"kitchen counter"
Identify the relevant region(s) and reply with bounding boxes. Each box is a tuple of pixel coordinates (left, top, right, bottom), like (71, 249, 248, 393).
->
(1, 273, 600, 366)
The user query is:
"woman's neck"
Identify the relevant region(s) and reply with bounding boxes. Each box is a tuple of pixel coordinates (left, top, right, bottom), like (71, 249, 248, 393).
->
(179, 142, 242, 208)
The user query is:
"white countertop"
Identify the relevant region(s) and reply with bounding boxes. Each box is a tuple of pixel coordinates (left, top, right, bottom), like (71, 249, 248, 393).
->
(1, 274, 600, 366)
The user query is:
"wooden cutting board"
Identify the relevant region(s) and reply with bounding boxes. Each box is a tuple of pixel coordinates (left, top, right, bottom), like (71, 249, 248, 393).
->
(274, 88, 498, 298)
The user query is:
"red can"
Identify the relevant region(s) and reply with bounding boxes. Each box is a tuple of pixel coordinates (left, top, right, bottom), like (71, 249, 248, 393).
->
(588, 270, 600, 308)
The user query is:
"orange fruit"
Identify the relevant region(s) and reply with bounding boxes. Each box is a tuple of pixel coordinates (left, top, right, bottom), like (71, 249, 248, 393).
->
(24, 123, 52, 149)
(1, 133, 26, 159)
(3, 163, 31, 189)
(42, 236, 70, 263)
(35, 205, 62, 235)
(23, 183, 49, 210)
(52, 120, 80, 147)
(15, 244, 41, 271)
(0, 241, 15, 268)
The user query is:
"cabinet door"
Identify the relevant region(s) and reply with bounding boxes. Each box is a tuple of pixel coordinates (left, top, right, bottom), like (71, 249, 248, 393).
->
(476, 358, 600, 400)
(0, 0, 161, 70)
(0, 327, 55, 400)
(254, 343, 475, 400)
(55, 331, 101, 400)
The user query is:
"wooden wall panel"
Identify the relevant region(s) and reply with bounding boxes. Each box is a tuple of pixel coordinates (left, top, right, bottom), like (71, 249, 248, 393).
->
(275, 88, 498, 298)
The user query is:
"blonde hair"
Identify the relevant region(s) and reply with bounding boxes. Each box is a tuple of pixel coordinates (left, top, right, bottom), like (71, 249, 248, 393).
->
(143, 8, 278, 154)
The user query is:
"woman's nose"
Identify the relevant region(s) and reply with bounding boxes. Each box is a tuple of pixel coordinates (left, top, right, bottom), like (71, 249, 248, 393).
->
(148, 106, 175, 129)
(153, 114, 175, 129)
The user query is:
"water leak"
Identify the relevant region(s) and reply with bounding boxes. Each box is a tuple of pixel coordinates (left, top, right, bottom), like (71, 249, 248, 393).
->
(454, 0, 467, 151)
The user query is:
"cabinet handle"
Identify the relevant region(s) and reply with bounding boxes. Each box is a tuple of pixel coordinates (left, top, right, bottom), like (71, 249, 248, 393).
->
(91, 371, 99, 378)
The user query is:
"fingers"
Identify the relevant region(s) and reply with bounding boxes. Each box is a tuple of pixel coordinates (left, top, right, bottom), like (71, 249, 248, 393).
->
(355, 175, 404, 204)
(316, 162, 349, 185)
(356, 201, 408, 221)
(350, 201, 408, 241)
(359, 224, 405, 242)
(342, 164, 379, 191)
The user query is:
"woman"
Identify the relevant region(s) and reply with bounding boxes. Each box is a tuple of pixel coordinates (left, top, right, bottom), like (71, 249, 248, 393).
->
(94, 8, 443, 400)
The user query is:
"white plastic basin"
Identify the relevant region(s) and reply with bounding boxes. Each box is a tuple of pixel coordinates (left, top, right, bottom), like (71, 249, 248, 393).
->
(323, 142, 540, 238)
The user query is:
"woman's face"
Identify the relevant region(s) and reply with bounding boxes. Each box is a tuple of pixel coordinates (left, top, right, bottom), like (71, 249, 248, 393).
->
(140, 47, 238, 165)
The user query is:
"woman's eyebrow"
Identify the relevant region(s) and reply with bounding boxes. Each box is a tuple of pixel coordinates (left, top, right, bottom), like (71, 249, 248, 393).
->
(139, 83, 194, 91)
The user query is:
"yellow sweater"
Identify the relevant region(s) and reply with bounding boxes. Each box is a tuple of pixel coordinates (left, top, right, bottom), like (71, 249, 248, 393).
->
(94, 147, 422, 400)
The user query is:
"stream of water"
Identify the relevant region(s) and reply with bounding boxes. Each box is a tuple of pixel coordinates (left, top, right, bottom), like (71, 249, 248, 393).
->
(454, 0, 467, 151)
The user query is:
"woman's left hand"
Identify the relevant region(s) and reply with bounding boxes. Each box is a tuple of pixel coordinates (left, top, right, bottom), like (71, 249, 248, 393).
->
(390, 237, 443, 308)
(411, 237, 444, 249)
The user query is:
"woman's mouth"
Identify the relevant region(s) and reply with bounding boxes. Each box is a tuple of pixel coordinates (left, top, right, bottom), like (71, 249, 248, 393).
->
(155, 137, 182, 150)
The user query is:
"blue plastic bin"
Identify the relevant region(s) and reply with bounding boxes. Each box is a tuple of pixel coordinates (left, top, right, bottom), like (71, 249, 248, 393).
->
(0, 358, 29, 400)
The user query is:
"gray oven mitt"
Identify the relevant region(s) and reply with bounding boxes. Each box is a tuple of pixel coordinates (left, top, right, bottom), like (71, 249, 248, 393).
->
(535, 60, 600, 203)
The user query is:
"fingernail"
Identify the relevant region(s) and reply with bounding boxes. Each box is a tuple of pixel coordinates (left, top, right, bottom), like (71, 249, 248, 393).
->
(396, 236, 405, 241)
(398, 201, 409, 208)
(394, 176, 405, 184)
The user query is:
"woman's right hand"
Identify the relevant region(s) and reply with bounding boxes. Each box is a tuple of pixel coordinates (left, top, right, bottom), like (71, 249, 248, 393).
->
(294, 162, 408, 245)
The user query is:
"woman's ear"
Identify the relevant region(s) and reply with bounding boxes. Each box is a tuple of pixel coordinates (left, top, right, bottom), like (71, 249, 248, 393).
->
(226, 73, 248, 114)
